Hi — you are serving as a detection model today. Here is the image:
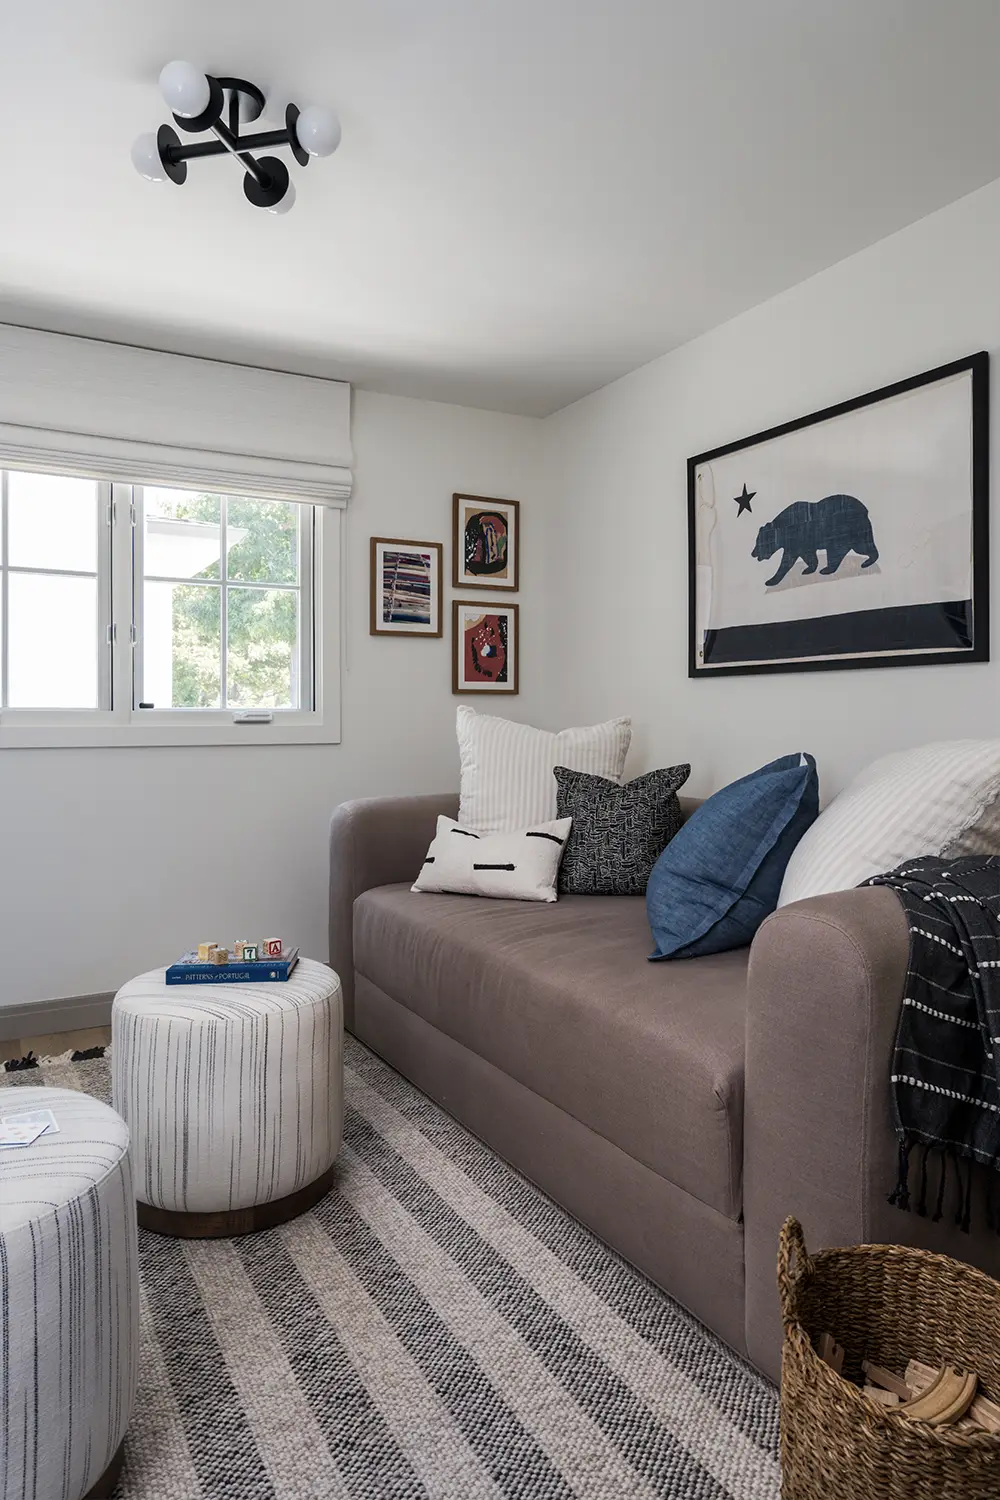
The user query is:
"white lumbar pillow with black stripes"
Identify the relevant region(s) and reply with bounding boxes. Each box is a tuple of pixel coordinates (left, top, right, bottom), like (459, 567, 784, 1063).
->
(412, 815, 573, 902)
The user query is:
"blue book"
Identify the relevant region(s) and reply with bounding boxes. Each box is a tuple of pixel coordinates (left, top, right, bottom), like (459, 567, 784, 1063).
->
(165, 946, 300, 985)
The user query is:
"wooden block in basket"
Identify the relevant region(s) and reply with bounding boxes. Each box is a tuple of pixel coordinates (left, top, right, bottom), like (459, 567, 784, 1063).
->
(907, 1360, 1000, 1435)
(777, 1217, 1000, 1500)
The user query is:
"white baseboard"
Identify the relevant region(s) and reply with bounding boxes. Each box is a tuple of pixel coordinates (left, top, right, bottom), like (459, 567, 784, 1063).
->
(0, 991, 114, 1045)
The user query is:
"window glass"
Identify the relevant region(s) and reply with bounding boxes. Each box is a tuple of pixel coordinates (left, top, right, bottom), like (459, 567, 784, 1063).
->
(2, 471, 101, 709)
(227, 588, 299, 708)
(226, 498, 298, 584)
(143, 488, 222, 581)
(139, 488, 305, 712)
(142, 581, 221, 708)
(0, 471, 318, 729)
(7, 472, 98, 573)
(7, 573, 98, 708)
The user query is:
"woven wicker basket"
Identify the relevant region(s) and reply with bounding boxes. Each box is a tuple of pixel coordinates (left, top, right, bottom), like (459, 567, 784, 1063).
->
(778, 1217, 1000, 1500)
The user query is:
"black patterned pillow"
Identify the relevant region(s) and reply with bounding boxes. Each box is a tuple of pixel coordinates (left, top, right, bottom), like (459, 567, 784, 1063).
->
(554, 764, 691, 896)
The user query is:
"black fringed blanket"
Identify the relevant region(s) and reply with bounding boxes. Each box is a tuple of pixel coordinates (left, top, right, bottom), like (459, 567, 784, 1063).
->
(868, 856, 1000, 1229)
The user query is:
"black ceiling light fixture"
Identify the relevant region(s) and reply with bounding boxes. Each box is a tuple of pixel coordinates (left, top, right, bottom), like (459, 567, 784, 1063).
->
(131, 62, 341, 214)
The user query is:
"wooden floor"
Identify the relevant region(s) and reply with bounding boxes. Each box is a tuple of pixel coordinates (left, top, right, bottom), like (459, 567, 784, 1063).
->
(4, 1025, 111, 1062)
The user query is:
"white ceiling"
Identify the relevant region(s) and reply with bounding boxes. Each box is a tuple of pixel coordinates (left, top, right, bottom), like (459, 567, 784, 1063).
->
(4, 0, 1000, 416)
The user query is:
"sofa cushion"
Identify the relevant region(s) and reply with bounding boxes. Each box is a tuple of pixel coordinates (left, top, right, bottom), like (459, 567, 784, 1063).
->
(779, 739, 1000, 905)
(554, 764, 691, 895)
(412, 815, 572, 901)
(456, 706, 632, 834)
(647, 752, 818, 959)
(353, 885, 747, 1219)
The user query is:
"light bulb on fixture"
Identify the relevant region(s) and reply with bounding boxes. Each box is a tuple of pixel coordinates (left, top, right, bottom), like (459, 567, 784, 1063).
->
(130, 132, 167, 182)
(294, 105, 341, 158)
(268, 180, 296, 215)
(159, 60, 211, 119)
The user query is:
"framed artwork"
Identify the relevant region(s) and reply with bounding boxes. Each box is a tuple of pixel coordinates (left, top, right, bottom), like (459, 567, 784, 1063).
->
(453, 493, 520, 591)
(688, 352, 989, 677)
(370, 537, 443, 637)
(453, 600, 519, 694)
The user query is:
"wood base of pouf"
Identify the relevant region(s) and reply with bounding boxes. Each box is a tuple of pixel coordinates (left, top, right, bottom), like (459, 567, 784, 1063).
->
(82, 1441, 126, 1500)
(136, 1162, 337, 1238)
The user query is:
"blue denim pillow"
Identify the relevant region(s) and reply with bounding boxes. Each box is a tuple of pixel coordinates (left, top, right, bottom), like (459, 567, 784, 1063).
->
(646, 753, 819, 960)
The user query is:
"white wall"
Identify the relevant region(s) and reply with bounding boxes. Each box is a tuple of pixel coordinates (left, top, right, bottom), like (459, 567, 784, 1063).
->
(543, 177, 1000, 803)
(0, 389, 543, 1008)
(11, 174, 1000, 1011)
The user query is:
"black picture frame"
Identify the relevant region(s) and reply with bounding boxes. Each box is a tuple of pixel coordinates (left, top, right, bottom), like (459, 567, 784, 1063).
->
(687, 352, 990, 678)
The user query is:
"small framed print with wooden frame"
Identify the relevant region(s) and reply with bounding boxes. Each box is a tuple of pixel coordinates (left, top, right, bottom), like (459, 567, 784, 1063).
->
(453, 494, 520, 591)
(453, 600, 519, 695)
(370, 537, 443, 637)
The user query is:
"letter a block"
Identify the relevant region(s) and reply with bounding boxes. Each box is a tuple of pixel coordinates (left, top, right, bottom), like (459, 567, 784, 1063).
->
(262, 938, 283, 958)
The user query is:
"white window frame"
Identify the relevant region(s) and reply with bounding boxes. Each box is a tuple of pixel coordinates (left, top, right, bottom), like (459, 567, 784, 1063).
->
(0, 478, 342, 750)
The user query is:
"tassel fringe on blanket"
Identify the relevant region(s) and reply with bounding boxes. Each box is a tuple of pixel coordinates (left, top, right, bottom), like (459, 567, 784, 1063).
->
(869, 856, 1000, 1233)
(887, 1139, 978, 1231)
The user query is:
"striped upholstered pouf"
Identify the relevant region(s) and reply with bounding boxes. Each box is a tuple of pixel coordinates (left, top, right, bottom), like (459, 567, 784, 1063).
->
(112, 958, 343, 1236)
(0, 1086, 139, 1500)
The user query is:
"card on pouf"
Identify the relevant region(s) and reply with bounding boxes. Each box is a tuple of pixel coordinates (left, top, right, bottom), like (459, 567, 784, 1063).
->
(554, 764, 691, 896)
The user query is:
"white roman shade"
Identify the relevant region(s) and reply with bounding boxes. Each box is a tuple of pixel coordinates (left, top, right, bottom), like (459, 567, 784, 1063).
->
(0, 324, 352, 505)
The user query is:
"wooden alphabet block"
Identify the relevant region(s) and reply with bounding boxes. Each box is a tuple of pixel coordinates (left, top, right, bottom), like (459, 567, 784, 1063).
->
(197, 941, 219, 962)
(210, 947, 229, 965)
(262, 938, 283, 958)
(233, 940, 247, 959)
(241, 943, 258, 962)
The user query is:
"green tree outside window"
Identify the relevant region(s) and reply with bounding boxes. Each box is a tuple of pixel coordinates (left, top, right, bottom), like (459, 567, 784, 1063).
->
(151, 491, 300, 708)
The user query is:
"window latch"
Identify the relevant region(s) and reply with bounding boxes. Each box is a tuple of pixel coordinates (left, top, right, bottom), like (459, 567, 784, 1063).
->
(232, 710, 273, 724)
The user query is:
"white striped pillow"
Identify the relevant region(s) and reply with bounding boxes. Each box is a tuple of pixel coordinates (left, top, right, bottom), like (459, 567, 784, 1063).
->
(457, 707, 631, 835)
(778, 740, 1000, 906)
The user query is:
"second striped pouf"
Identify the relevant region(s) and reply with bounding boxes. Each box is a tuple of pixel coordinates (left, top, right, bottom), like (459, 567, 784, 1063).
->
(112, 958, 343, 1237)
(0, 1087, 138, 1500)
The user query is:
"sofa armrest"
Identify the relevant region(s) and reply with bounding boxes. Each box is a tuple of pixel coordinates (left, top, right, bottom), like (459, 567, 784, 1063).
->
(742, 886, 909, 1381)
(329, 793, 458, 1027)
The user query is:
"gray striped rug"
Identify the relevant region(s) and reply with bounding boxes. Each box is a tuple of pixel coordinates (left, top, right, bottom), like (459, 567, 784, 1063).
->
(1, 1038, 780, 1499)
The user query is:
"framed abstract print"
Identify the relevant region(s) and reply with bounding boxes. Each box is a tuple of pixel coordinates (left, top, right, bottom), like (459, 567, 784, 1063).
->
(688, 352, 989, 677)
(453, 600, 519, 694)
(369, 537, 443, 637)
(453, 494, 520, 591)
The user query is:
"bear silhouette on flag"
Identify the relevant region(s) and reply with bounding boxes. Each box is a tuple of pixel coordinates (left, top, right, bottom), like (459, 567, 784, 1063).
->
(751, 494, 879, 588)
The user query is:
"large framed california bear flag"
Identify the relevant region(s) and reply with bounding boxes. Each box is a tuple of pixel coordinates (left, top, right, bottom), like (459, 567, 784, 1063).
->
(688, 353, 989, 677)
